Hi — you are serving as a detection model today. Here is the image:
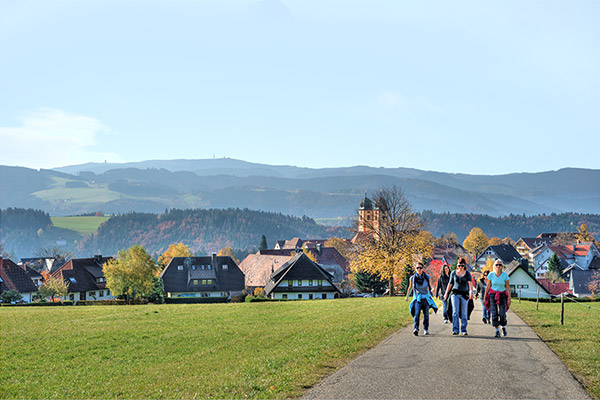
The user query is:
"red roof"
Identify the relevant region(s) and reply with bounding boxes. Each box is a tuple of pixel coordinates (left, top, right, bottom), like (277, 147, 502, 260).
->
(537, 278, 572, 296)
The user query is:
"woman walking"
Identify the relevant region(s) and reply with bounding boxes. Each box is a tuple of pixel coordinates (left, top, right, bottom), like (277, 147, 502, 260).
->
(444, 257, 474, 335)
(405, 262, 437, 336)
(475, 270, 490, 324)
(435, 263, 452, 324)
(484, 259, 511, 338)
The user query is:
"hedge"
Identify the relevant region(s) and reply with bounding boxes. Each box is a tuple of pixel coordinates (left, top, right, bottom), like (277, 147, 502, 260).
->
(164, 297, 228, 304)
(0, 300, 73, 307)
(74, 300, 128, 306)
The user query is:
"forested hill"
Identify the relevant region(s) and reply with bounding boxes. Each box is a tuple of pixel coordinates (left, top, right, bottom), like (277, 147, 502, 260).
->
(422, 211, 600, 242)
(77, 208, 348, 257)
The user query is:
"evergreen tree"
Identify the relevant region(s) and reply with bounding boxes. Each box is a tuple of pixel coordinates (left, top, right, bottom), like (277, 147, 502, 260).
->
(258, 235, 268, 251)
(354, 270, 387, 295)
(547, 253, 562, 276)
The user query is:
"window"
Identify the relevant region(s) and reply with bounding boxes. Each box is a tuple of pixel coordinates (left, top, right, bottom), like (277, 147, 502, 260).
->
(282, 294, 288, 299)
(298, 294, 303, 299)
(297, 280, 302, 286)
(192, 265, 196, 270)
(308, 279, 313, 286)
(309, 294, 313, 299)
(201, 265, 205, 270)
(222, 264, 228, 270)
(177, 265, 183, 271)
(322, 293, 327, 299)
(517, 284, 529, 289)
(202, 279, 207, 285)
(288, 280, 293, 287)
(69, 277, 77, 283)
(89, 291, 96, 297)
(207, 279, 212, 285)
(207, 265, 212, 270)
(192, 279, 198, 285)
(69, 294, 74, 300)
(318, 279, 323, 286)
(96, 277, 105, 283)
(98, 291, 104, 297)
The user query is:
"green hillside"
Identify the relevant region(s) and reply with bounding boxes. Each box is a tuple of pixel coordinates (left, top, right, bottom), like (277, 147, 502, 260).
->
(51, 216, 111, 235)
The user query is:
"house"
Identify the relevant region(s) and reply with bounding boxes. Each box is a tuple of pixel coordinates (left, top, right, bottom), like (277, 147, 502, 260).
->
(504, 260, 552, 299)
(549, 243, 600, 270)
(0, 258, 39, 303)
(264, 253, 340, 300)
(52, 255, 114, 302)
(475, 244, 523, 268)
(515, 237, 554, 259)
(530, 244, 555, 278)
(273, 238, 327, 250)
(569, 270, 597, 298)
(161, 253, 245, 299)
(432, 243, 468, 266)
(19, 257, 66, 274)
(240, 247, 350, 289)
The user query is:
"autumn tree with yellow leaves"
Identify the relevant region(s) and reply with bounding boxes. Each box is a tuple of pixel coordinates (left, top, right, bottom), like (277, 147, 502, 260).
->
(158, 243, 192, 267)
(350, 186, 433, 296)
(217, 246, 239, 264)
(463, 227, 489, 257)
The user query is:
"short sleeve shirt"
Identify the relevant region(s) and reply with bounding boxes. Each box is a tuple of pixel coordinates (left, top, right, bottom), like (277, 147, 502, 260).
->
(488, 271, 509, 292)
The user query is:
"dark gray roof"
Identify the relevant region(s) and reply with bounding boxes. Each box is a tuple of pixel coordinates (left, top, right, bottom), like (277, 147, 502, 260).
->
(360, 195, 373, 210)
(1, 258, 38, 294)
(486, 244, 522, 264)
(570, 270, 595, 296)
(519, 237, 553, 249)
(52, 257, 113, 293)
(264, 253, 340, 296)
(161, 256, 244, 293)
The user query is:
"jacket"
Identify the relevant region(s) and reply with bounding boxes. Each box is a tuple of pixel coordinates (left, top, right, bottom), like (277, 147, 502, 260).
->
(410, 292, 438, 317)
(436, 274, 450, 298)
(475, 278, 487, 299)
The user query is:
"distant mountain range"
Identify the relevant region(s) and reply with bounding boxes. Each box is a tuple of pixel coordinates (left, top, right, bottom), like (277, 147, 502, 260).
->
(1, 159, 599, 218)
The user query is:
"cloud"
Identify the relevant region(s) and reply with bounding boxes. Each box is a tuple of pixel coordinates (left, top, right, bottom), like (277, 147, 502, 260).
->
(0, 108, 123, 169)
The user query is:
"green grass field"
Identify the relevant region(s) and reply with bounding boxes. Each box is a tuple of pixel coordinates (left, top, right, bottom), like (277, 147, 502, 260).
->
(51, 216, 111, 235)
(0, 298, 411, 399)
(511, 300, 600, 399)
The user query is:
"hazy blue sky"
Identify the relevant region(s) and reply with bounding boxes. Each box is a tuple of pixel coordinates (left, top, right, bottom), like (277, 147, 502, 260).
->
(1, 0, 598, 174)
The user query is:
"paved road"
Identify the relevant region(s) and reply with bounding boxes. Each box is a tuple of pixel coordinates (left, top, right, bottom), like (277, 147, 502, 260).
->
(304, 300, 590, 399)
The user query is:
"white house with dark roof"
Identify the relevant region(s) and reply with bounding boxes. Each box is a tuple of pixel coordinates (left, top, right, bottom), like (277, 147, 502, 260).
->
(52, 255, 114, 301)
(161, 253, 245, 299)
(264, 253, 340, 300)
(505, 260, 552, 299)
(0, 258, 39, 303)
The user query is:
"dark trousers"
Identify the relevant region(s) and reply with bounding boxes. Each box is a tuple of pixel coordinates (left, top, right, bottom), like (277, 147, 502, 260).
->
(489, 293, 507, 327)
(414, 299, 430, 331)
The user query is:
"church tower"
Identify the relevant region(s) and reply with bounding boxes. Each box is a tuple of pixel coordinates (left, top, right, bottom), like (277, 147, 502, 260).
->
(356, 193, 381, 239)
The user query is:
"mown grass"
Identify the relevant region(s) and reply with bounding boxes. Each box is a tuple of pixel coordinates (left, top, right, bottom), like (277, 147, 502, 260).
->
(51, 216, 111, 235)
(0, 298, 410, 399)
(512, 300, 600, 399)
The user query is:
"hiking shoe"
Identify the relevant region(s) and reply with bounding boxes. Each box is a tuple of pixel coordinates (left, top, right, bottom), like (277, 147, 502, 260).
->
(452, 331, 459, 335)
(495, 330, 501, 338)
(443, 319, 448, 324)
(424, 330, 429, 335)
(413, 329, 418, 336)
(502, 326, 507, 337)
(461, 332, 468, 336)
(482, 317, 487, 324)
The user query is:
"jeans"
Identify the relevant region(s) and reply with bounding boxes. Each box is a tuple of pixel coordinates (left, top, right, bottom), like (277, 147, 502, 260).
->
(489, 292, 507, 327)
(442, 299, 449, 320)
(480, 298, 489, 320)
(413, 298, 430, 331)
(451, 294, 468, 333)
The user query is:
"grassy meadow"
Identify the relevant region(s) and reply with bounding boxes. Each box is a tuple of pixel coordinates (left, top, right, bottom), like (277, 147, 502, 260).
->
(51, 216, 111, 235)
(511, 300, 600, 399)
(0, 298, 411, 399)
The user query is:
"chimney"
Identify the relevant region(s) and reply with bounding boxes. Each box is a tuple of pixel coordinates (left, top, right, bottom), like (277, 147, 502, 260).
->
(211, 252, 217, 268)
(317, 243, 322, 255)
(94, 254, 102, 265)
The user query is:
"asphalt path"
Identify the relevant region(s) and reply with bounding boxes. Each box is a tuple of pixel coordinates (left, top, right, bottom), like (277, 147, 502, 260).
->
(303, 299, 590, 399)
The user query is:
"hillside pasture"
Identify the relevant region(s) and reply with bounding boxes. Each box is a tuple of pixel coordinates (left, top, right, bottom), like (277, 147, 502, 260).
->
(51, 216, 111, 235)
(0, 298, 410, 399)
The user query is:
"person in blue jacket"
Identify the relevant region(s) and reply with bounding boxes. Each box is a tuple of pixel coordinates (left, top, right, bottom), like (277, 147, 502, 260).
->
(405, 262, 437, 336)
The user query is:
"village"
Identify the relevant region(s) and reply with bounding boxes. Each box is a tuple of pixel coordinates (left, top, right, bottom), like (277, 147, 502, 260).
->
(2, 195, 599, 305)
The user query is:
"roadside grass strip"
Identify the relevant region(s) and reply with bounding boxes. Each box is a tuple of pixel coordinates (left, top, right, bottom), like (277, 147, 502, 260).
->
(0, 298, 411, 399)
(512, 301, 600, 399)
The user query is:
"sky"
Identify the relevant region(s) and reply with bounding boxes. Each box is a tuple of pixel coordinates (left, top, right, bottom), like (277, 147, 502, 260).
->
(1, 0, 599, 175)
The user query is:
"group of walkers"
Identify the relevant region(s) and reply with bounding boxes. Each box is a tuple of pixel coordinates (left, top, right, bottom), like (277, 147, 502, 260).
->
(405, 257, 511, 338)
